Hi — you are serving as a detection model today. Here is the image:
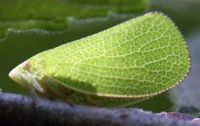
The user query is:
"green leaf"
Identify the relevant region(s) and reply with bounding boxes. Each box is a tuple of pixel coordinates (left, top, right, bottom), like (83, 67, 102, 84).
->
(0, 0, 148, 38)
(9, 12, 190, 107)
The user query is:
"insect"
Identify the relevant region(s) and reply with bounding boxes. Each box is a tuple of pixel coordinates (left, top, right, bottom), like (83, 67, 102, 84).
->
(9, 12, 190, 107)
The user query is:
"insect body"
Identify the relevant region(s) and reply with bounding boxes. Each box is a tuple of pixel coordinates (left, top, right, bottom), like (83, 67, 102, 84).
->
(9, 12, 190, 107)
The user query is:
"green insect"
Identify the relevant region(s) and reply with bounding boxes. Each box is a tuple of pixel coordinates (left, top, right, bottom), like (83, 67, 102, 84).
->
(9, 12, 190, 107)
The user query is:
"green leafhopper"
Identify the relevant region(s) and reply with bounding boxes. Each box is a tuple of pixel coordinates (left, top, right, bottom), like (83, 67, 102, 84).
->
(9, 12, 190, 107)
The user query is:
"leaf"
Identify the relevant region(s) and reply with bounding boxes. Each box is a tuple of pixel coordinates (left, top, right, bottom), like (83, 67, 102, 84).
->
(9, 12, 190, 107)
(0, 0, 148, 38)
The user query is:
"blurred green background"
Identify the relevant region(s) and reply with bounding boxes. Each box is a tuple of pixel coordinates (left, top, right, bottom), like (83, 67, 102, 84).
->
(0, 0, 200, 114)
